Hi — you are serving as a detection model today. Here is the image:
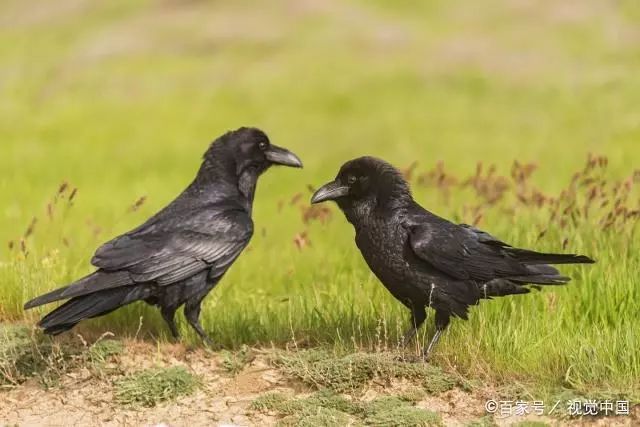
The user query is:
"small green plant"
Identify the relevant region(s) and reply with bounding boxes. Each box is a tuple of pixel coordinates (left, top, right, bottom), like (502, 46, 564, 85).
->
(0, 324, 80, 388)
(114, 366, 199, 407)
(278, 406, 351, 427)
(88, 339, 123, 365)
(252, 390, 442, 426)
(1, 324, 35, 385)
(365, 403, 442, 427)
(1, 324, 124, 387)
(220, 344, 255, 374)
(400, 386, 427, 402)
(362, 396, 407, 417)
(513, 422, 550, 427)
(466, 416, 497, 427)
(250, 392, 304, 415)
(272, 349, 457, 394)
(303, 388, 362, 415)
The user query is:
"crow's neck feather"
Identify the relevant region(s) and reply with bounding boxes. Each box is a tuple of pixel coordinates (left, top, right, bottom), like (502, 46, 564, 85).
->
(186, 146, 258, 211)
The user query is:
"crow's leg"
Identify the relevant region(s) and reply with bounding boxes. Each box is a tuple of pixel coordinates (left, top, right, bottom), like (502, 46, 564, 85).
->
(184, 298, 213, 345)
(402, 306, 427, 346)
(160, 306, 180, 340)
(424, 329, 443, 358)
(424, 311, 451, 359)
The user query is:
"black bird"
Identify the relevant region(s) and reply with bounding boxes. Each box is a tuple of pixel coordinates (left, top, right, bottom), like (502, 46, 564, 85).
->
(311, 157, 594, 357)
(25, 127, 302, 342)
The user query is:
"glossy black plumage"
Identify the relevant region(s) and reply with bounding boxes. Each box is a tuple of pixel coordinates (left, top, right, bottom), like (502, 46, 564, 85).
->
(25, 127, 302, 342)
(311, 156, 594, 357)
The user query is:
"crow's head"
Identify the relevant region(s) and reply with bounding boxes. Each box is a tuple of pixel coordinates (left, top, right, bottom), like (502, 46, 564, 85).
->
(209, 127, 303, 172)
(204, 127, 302, 178)
(199, 127, 302, 202)
(310, 156, 411, 222)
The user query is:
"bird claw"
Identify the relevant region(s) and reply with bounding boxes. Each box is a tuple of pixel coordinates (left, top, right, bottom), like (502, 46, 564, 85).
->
(200, 334, 222, 351)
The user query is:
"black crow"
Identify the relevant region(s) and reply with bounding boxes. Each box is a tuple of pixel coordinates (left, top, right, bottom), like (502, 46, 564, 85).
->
(311, 157, 594, 358)
(25, 127, 302, 343)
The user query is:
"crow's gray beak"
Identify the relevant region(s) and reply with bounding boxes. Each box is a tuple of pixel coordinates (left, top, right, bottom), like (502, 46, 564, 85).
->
(310, 180, 349, 204)
(265, 145, 303, 168)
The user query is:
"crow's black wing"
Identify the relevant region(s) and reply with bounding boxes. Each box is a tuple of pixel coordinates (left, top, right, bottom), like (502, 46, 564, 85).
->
(458, 224, 511, 247)
(404, 209, 592, 284)
(92, 207, 253, 285)
(403, 212, 531, 282)
(24, 206, 253, 308)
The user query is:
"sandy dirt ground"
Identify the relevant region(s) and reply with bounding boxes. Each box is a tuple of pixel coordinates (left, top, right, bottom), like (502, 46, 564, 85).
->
(1, 341, 637, 427)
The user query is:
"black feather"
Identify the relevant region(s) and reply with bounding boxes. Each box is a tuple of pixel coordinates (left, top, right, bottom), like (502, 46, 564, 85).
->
(313, 156, 595, 355)
(24, 127, 302, 342)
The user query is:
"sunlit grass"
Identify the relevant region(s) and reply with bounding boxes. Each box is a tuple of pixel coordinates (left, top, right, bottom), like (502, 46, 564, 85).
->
(1, 0, 639, 400)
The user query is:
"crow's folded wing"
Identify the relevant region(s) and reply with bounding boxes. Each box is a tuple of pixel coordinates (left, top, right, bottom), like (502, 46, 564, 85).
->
(92, 208, 253, 286)
(404, 215, 529, 282)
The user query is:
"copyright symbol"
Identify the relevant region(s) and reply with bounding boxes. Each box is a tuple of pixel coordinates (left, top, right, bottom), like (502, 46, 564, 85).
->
(485, 399, 498, 413)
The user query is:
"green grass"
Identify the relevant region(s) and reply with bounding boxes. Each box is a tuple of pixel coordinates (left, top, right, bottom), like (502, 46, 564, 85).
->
(513, 422, 550, 427)
(466, 417, 498, 427)
(251, 390, 443, 426)
(0, 323, 123, 387)
(271, 349, 457, 394)
(1, 0, 639, 401)
(220, 344, 255, 375)
(363, 397, 442, 427)
(114, 366, 199, 407)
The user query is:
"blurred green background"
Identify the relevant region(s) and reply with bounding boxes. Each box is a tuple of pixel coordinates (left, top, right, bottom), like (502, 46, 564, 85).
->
(1, 0, 639, 397)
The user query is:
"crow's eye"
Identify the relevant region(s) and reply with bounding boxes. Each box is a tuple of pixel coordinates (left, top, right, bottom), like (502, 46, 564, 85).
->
(258, 141, 268, 151)
(347, 175, 357, 185)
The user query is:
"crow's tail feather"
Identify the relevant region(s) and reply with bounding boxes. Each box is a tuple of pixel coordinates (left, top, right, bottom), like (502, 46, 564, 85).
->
(38, 286, 152, 335)
(508, 262, 582, 285)
(24, 271, 132, 310)
(480, 271, 567, 299)
(508, 248, 595, 265)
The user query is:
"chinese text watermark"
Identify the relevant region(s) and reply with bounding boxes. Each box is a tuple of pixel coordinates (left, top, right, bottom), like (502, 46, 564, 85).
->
(484, 399, 630, 417)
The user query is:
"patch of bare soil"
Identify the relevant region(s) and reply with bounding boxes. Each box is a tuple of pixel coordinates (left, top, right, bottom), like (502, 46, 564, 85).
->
(0, 340, 283, 426)
(1, 340, 637, 426)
